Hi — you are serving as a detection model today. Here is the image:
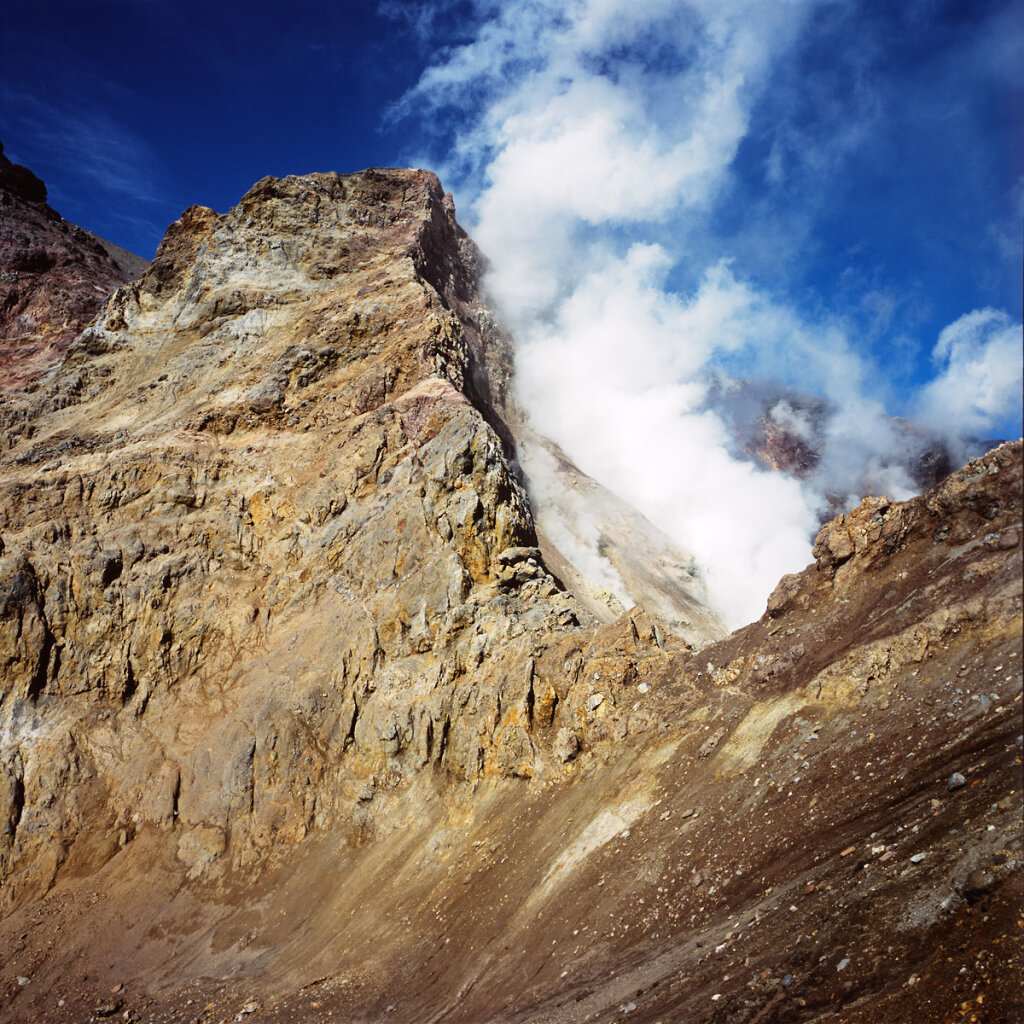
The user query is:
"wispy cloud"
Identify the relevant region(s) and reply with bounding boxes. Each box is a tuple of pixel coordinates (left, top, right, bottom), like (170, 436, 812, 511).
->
(2, 88, 174, 243)
(916, 309, 1024, 448)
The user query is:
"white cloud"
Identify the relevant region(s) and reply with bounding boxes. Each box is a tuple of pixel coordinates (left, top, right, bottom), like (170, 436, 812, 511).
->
(916, 309, 1024, 441)
(399, 0, 1022, 627)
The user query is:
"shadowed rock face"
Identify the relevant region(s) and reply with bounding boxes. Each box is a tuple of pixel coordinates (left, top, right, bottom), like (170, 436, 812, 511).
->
(0, 168, 1020, 1024)
(0, 140, 149, 393)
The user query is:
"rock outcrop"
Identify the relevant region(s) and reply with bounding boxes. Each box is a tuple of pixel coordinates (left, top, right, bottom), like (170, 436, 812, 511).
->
(0, 140, 149, 393)
(0, 165, 1020, 1024)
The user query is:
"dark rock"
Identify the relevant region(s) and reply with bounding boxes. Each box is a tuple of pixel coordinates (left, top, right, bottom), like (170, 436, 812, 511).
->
(0, 142, 46, 204)
(963, 869, 997, 905)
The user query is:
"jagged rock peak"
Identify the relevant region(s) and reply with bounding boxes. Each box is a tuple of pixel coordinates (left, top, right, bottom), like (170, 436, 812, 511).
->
(146, 168, 485, 333)
(0, 159, 608, 917)
(14, 166, 511, 451)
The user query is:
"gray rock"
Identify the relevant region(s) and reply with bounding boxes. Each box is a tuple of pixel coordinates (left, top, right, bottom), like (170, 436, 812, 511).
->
(586, 694, 604, 712)
(553, 728, 580, 763)
(948, 772, 967, 791)
(495, 546, 542, 567)
(698, 729, 724, 758)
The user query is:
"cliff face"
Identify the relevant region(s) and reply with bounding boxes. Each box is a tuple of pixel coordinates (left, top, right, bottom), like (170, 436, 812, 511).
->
(0, 168, 602, 897)
(0, 166, 1020, 1024)
(0, 141, 149, 393)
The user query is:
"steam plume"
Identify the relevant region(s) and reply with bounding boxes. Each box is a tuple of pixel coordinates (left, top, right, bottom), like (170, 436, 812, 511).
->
(398, 0, 1023, 627)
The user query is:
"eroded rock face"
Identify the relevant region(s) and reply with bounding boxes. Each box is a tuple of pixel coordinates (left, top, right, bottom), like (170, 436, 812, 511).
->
(0, 141, 149, 393)
(0, 166, 1020, 1024)
(0, 167, 682, 912)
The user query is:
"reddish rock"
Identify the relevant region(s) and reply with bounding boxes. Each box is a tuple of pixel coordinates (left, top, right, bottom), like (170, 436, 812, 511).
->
(0, 141, 148, 392)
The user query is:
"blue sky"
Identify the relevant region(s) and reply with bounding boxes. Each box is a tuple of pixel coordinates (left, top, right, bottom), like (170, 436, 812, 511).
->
(2, 2, 424, 248)
(3, 1, 1022, 621)
(3, 1, 1017, 423)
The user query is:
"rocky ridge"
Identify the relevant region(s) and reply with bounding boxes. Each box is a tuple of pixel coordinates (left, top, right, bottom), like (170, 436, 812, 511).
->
(0, 140, 149, 393)
(0, 165, 1020, 1023)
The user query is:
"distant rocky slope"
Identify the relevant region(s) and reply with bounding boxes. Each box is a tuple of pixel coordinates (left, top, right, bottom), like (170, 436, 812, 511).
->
(0, 165, 1020, 1024)
(517, 428, 725, 642)
(0, 140, 149, 392)
(705, 376, 995, 501)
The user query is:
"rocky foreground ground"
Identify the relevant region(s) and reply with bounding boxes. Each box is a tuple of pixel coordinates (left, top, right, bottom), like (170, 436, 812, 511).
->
(0, 165, 1020, 1023)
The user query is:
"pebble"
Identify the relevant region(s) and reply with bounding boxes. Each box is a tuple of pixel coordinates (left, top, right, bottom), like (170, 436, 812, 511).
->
(948, 772, 967, 791)
(16, 976, 29, 987)
(837, 958, 850, 971)
(910, 852, 929, 864)
(637, 682, 650, 694)
(782, 973, 793, 988)
(586, 694, 604, 712)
